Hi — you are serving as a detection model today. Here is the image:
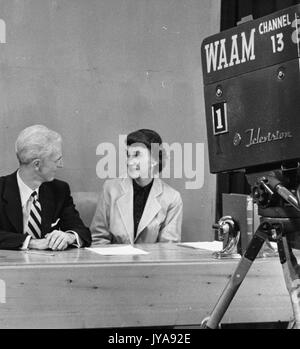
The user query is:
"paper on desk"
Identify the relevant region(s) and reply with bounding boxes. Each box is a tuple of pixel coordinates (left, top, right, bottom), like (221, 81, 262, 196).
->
(86, 245, 149, 256)
(178, 241, 223, 251)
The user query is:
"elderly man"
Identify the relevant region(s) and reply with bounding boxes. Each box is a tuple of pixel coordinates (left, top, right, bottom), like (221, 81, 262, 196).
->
(0, 125, 91, 250)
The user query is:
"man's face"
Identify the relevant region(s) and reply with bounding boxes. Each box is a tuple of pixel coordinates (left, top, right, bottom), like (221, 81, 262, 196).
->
(38, 144, 63, 182)
(127, 143, 155, 179)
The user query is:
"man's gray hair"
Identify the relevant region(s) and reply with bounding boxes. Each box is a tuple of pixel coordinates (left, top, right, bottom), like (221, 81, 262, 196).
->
(15, 125, 62, 165)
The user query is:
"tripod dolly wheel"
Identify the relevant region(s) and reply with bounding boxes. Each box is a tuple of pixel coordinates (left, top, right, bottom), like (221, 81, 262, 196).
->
(200, 317, 210, 328)
(201, 316, 221, 329)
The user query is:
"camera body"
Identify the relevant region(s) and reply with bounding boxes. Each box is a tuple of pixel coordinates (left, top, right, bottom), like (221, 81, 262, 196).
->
(201, 5, 300, 174)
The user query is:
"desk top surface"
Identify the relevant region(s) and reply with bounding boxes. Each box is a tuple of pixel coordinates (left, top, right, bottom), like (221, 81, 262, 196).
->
(0, 243, 294, 327)
(0, 243, 283, 267)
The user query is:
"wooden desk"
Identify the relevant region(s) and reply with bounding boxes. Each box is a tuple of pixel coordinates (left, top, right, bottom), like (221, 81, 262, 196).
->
(0, 243, 293, 328)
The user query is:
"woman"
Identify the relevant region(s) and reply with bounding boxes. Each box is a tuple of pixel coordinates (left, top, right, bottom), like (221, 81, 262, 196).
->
(90, 129, 183, 244)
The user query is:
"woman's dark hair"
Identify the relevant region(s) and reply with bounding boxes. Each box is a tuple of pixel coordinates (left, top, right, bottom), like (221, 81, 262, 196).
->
(126, 129, 164, 173)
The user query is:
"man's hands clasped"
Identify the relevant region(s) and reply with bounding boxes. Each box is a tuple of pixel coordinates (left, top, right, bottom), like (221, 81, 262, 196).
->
(28, 230, 76, 251)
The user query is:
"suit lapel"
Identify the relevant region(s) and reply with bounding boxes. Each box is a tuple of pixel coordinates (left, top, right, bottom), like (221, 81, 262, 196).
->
(116, 178, 134, 244)
(3, 171, 23, 234)
(38, 183, 56, 236)
(135, 178, 162, 240)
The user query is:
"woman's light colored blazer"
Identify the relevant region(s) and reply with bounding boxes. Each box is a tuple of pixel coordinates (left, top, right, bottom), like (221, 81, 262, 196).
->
(90, 177, 183, 244)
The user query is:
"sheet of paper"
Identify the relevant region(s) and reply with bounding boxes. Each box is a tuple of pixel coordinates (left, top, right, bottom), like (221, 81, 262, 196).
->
(86, 245, 149, 256)
(178, 241, 223, 252)
(269, 242, 277, 250)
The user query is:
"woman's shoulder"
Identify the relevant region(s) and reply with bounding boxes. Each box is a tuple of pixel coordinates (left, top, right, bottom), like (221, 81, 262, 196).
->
(102, 177, 123, 187)
(158, 179, 182, 202)
(101, 178, 124, 192)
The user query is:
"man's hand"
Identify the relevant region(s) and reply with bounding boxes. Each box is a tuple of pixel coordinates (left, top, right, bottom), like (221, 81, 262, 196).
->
(28, 238, 49, 250)
(45, 230, 76, 251)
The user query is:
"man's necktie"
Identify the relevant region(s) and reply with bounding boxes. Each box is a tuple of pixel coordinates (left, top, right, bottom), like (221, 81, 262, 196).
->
(27, 191, 42, 239)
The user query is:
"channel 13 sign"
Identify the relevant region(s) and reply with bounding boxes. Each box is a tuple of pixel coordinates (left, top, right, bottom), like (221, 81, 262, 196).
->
(201, 5, 300, 85)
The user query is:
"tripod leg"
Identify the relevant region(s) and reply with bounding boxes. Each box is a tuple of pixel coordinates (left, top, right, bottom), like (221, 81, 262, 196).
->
(277, 236, 300, 329)
(204, 227, 268, 329)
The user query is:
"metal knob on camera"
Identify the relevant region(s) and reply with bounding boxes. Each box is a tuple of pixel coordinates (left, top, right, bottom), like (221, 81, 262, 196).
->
(212, 216, 241, 259)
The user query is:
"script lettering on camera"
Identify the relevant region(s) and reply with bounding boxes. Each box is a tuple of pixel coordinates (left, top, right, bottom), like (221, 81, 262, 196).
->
(245, 128, 293, 148)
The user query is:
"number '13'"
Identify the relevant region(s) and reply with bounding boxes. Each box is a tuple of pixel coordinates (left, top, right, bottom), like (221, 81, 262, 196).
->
(271, 33, 284, 53)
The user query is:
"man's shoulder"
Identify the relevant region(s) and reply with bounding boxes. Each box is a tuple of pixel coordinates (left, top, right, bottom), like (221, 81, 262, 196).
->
(0, 172, 18, 200)
(0, 171, 17, 186)
(0, 171, 17, 179)
(43, 178, 70, 191)
(0, 175, 6, 190)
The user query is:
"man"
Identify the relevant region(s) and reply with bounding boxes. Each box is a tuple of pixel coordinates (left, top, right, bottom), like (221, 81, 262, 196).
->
(0, 125, 91, 250)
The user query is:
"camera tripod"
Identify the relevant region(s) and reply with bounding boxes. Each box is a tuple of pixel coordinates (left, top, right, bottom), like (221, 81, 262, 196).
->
(202, 172, 300, 329)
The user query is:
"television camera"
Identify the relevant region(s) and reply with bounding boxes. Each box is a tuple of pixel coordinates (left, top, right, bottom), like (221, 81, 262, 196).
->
(201, 4, 300, 328)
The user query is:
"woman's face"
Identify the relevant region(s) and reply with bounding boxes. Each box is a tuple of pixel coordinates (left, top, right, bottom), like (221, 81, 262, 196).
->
(127, 143, 156, 179)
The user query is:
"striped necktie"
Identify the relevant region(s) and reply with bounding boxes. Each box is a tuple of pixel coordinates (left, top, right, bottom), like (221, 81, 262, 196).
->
(27, 191, 42, 239)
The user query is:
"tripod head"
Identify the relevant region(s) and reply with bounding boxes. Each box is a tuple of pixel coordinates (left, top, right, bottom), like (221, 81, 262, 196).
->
(246, 165, 300, 250)
(247, 165, 300, 217)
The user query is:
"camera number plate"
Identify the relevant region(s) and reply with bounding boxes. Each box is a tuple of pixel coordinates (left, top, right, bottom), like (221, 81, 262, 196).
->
(212, 102, 228, 135)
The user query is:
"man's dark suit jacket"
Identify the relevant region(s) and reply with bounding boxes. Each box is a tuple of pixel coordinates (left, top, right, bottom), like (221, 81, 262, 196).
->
(0, 171, 91, 250)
